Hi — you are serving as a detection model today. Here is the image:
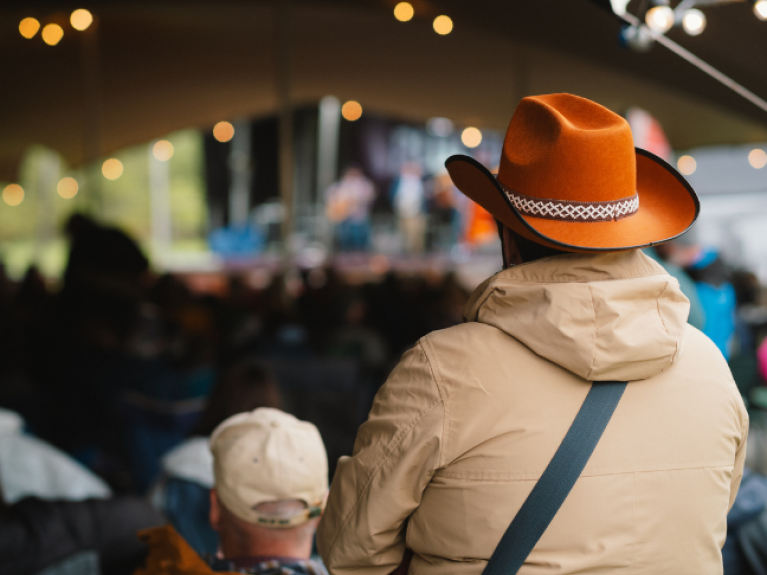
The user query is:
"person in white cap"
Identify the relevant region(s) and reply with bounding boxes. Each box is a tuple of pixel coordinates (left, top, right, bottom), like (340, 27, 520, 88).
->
(135, 408, 329, 575)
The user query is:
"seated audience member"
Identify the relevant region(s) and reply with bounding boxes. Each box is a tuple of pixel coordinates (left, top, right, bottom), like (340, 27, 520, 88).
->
(0, 408, 111, 504)
(151, 360, 282, 556)
(0, 407, 164, 575)
(0, 495, 164, 575)
(137, 408, 328, 575)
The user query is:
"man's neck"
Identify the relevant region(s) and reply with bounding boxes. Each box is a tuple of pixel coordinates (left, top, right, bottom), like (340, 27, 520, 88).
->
(220, 533, 312, 561)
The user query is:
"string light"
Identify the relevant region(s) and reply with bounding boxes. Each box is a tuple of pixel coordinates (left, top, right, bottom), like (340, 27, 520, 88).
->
(682, 9, 706, 35)
(433, 15, 453, 35)
(19, 18, 41, 39)
(341, 101, 363, 121)
(754, 0, 767, 20)
(2, 184, 24, 206)
(619, 24, 653, 52)
(677, 155, 697, 175)
(41, 23, 64, 46)
(749, 149, 767, 169)
(152, 140, 174, 161)
(393, 2, 414, 22)
(461, 127, 482, 148)
(213, 121, 235, 143)
(102, 158, 123, 180)
(70, 9, 93, 31)
(57, 177, 78, 199)
(645, 5, 674, 32)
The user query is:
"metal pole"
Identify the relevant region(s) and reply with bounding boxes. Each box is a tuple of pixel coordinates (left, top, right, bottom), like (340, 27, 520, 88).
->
(275, 0, 294, 259)
(229, 120, 253, 226)
(619, 11, 767, 116)
(315, 96, 341, 247)
(148, 143, 173, 258)
(35, 150, 60, 263)
(80, 19, 102, 214)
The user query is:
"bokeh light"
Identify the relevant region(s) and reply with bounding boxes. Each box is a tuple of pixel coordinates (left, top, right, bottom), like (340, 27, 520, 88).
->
(57, 177, 79, 199)
(754, 0, 767, 20)
(42, 24, 64, 46)
(3, 184, 24, 206)
(213, 121, 235, 143)
(682, 9, 706, 35)
(645, 6, 674, 33)
(393, 2, 414, 22)
(153, 140, 175, 161)
(427, 117, 454, 137)
(461, 127, 482, 148)
(677, 155, 697, 175)
(102, 158, 123, 180)
(749, 149, 767, 169)
(19, 18, 41, 39)
(70, 9, 93, 31)
(341, 100, 363, 121)
(433, 15, 453, 35)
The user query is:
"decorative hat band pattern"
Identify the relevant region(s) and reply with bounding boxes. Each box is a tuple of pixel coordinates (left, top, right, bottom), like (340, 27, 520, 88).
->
(500, 185, 640, 222)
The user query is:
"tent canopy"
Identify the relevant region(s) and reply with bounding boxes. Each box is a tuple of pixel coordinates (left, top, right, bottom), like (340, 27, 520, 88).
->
(2, 0, 766, 180)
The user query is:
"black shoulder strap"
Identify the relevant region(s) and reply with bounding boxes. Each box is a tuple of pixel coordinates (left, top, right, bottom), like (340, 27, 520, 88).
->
(482, 380, 628, 575)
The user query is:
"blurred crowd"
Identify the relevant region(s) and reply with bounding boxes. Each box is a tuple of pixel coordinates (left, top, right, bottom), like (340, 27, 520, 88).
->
(649, 240, 767, 401)
(0, 214, 470, 494)
(4, 213, 767, 574)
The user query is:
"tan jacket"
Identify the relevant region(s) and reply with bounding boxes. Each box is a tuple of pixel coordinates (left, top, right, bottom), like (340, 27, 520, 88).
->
(317, 250, 748, 575)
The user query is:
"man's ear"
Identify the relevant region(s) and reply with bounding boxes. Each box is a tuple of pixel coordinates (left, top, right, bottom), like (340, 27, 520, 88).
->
(501, 225, 524, 268)
(210, 489, 221, 531)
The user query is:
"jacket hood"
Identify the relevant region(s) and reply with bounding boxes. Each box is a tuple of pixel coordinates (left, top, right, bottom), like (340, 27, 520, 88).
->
(464, 250, 690, 382)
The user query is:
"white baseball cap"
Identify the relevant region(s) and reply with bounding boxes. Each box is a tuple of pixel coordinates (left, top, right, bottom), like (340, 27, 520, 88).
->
(210, 408, 328, 528)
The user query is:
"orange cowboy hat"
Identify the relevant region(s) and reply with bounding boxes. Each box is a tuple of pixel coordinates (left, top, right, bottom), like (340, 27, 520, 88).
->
(445, 93, 699, 252)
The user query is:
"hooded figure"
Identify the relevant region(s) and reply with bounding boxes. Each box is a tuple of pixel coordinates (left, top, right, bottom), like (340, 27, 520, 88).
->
(316, 94, 747, 575)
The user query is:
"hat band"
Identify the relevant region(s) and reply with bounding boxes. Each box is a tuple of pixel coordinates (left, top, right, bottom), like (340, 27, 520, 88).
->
(501, 186, 639, 222)
(252, 503, 324, 529)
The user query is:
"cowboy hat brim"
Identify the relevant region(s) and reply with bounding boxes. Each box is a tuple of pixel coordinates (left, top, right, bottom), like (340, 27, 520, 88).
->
(445, 148, 700, 252)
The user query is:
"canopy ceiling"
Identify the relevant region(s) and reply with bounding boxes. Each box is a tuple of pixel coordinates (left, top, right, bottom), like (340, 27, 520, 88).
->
(1, 0, 766, 181)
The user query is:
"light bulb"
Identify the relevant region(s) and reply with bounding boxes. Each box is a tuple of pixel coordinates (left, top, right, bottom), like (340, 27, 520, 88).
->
(619, 24, 654, 52)
(41, 23, 64, 46)
(677, 155, 696, 176)
(2, 184, 24, 206)
(341, 101, 363, 121)
(19, 17, 40, 39)
(152, 140, 174, 161)
(749, 149, 767, 169)
(682, 9, 706, 35)
(645, 6, 675, 33)
(213, 122, 234, 143)
(461, 127, 482, 148)
(393, 2, 414, 22)
(213, 121, 235, 143)
(70, 9, 93, 31)
(433, 15, 453, 35)
(102, 158, 123, 180)
(754, 0, 767, 21)
(57, 177, 79, 199)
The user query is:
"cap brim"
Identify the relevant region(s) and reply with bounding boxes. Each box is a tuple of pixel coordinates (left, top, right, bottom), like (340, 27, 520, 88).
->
(445, 149, 700, 253)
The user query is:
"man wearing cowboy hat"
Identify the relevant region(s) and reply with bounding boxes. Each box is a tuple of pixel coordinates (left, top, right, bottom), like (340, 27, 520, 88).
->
(317, 94, 748, 575)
